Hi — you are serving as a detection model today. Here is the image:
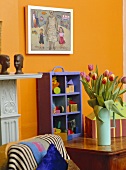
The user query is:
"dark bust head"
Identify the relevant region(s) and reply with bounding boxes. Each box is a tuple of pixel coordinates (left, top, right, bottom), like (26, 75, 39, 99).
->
(0, 54, 10, 74)
(14, 54, 24, 74)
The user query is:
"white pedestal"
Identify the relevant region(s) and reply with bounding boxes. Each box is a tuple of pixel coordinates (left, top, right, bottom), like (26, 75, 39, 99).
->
(0, 73, 42, 145)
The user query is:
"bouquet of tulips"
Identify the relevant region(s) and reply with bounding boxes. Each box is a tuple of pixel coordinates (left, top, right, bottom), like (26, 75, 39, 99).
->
(80, 65, 126, 122)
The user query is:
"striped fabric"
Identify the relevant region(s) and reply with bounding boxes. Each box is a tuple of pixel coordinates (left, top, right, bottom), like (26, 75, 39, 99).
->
(8, 144, 37, 170)
(37, 134, 70, 160)
(8, 134, 70, 170)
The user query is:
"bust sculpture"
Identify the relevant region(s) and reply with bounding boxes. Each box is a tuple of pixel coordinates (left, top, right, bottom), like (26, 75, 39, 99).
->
(14, 54, 24, 74)
(0, 54, 10, 74)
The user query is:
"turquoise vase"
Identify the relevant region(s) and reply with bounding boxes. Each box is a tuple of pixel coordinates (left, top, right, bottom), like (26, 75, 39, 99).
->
(97, 108, 111, 146)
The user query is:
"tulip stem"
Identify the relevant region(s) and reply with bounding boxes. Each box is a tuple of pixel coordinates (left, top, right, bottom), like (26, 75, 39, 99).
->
(114, 83, 123, 102)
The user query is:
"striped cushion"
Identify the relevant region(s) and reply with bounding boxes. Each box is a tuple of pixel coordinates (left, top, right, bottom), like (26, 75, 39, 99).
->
(8, 134, 70, 170)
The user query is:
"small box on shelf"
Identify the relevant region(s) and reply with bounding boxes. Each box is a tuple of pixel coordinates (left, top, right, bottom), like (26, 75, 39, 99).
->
(67, 98, 78, 112)
(66, 79, 74, 93)
(66, 87, 70, 93)
(66, 106, 70, 112)
(69, 104, 78, 112)
(55, 110, 60, 114)
(66, 86, 74, 93)
(69, 85, 74, 93)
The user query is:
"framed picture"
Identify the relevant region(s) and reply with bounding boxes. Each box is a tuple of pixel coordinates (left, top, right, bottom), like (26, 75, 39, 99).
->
(25, 5, 73, 54)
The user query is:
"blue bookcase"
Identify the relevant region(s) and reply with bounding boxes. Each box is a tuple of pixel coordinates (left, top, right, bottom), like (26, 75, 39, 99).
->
(36, 70, 82, 140)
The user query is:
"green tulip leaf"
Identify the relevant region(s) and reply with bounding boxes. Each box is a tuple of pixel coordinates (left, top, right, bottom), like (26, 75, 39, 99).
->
(104, 100, 114, 110)
(88, 98, 98, 108)
(112, 91, 118, 101)
(91, 79, 94, 90)
(99, 83, 104, 96)
(116, 97, 123, 106)
(95, 65, 98, 75)
(80, 80, 94, 99)
(119, 88, 126, 95)
(97, 95, 105, 107)
(111, 104, 125, 118)
(107, 77, 118, 94)
(95, 75, 103, 94)
(94, 105, 104, 122)
(113, 87, 119, 95)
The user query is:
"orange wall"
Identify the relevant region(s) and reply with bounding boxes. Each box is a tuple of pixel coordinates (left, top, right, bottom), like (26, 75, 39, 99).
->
(1, 0, 123, 139)
(0, 0, 19, 67)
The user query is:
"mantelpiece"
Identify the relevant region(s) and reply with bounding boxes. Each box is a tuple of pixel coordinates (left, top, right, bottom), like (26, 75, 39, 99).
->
(0, 73, 42, 145)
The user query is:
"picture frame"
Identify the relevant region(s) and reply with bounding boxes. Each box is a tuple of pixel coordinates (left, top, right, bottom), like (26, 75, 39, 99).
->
(25, 5, 73, 54)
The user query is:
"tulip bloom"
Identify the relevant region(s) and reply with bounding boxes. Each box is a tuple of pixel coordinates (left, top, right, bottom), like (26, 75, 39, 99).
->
(121, 76, 126, 84)
(86, 75, 90, 82)
(108, 71, 113, 76)
(109, 74, 115, 81)
(103, 70, 109, 77)
(80, 72, 86, 79)
(102, 77, 107, 84)
(88, 64, 93, 71)
(92, 72, 97, 80)
(89, 72, 92, 77)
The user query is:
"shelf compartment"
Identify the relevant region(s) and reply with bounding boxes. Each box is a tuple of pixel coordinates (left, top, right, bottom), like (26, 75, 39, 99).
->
(67, 94, 81, 112)
(66, 75, 81, 93)
(53, 96, 66, 113)
(52, 75, 65, 94)
(67, 114, 82, 135)
(53, 115, 66, 132)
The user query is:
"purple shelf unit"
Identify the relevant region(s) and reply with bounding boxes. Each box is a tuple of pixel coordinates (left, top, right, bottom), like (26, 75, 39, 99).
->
(36, 71, 83, 139)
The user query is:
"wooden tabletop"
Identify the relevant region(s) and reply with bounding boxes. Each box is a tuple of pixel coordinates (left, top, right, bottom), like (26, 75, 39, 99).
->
(64, 137, 126, 155)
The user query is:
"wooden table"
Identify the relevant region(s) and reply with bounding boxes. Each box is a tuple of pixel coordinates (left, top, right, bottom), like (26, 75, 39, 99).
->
(64, 137, 126, 170)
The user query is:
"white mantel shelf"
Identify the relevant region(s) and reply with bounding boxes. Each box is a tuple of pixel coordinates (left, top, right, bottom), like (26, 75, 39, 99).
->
(0, 73, 43, 80)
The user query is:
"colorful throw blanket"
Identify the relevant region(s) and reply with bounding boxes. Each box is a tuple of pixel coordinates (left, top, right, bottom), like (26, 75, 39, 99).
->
(8, 134, 70, 170)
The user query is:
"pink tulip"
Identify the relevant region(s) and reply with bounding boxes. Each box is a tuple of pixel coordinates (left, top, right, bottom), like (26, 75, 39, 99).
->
(92, 73, 97, 80)
(102, 77, 107, 84)
(109, 74, 115, 81)
(108, 71, 113, 76)
(86, 75, 90, 82)
(103, 70, 109, 77)
(121, 76, 126, 84)
(80, 72, 86, 79)
(88, 64, 93, 71)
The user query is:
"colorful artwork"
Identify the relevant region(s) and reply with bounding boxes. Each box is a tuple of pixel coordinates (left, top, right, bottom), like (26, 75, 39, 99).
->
(25, 6, 73, 54)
